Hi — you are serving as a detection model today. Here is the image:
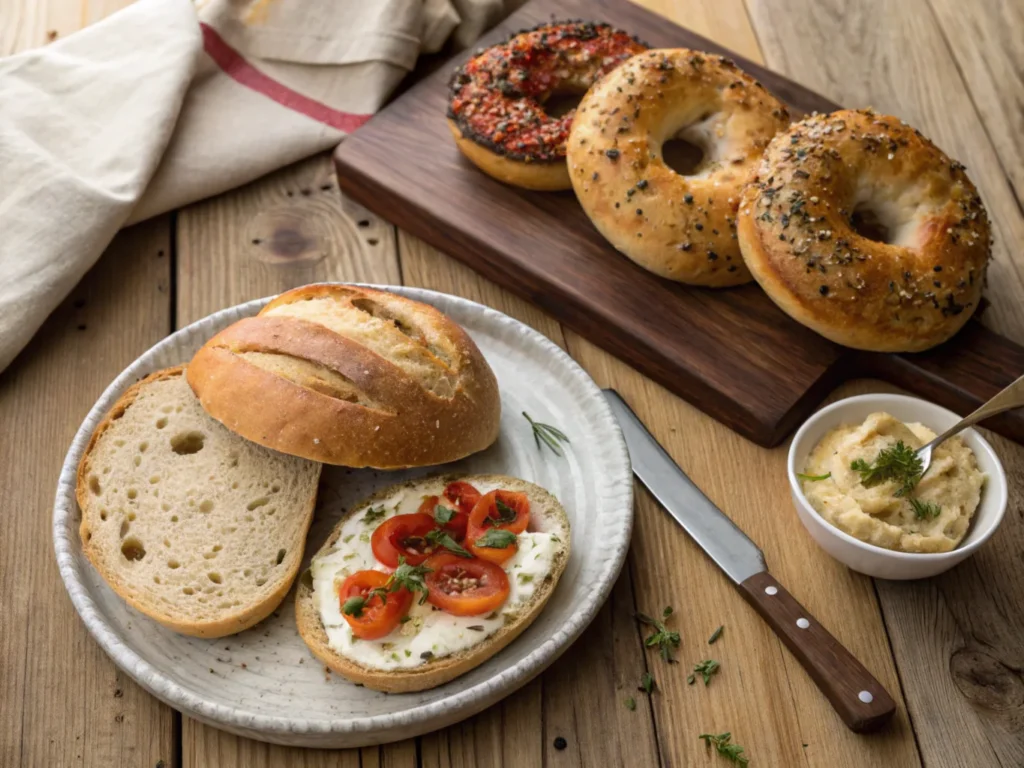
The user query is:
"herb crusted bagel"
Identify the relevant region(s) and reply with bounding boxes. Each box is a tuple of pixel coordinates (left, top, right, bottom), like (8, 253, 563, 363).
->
(296, 474, 571, 693)
(187, 285, 501, 468)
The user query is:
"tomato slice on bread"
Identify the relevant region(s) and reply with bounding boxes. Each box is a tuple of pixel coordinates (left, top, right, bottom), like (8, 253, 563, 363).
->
(338, 570, 413, 640)
(371, 512, 438, 568)
(417, 494, 469, 541)
(444, 481, 482, 516)
(467, 490, 529, 537)
(423, 553, 510, 616)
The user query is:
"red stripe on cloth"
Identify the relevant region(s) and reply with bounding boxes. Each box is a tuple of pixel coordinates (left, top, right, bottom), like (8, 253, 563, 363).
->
(200, 22, 371, 133)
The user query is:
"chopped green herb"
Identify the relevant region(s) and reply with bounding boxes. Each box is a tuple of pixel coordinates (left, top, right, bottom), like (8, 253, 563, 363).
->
(699, 732, 748, 766)
(624, 696, 636, 711)
(433, 504, 457, 525)
(796, 472, 831, 482)
(426, 529, 472, 558)
(909, 497, 941, 519)
(342, 553, 356, 561)
(491, 498, 518, 525)
(708, 625, 725, 645)
(405, 649, 411, 657)
(636, 606, 681, 663)
(361, 506, 386, 525)
(693, 659, 720, 686)
(341, 596, 366, 618)
(517, 573, 534, 585)
(366, 557, 432, 605)
(522, 411, 570, 457)
(639, 671, 655, 694)
(342, 534, 355, 544)
(687, 673, 696, 685)
(850, 440, 923, 497)
(474, 529, 517, 549)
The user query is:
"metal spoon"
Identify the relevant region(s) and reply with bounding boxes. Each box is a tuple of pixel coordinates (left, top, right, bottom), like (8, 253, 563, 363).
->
(918, 373, 1024, 475)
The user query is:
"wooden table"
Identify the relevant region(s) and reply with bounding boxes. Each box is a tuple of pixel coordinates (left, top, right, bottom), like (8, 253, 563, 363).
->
(2, 1, 1022, 766)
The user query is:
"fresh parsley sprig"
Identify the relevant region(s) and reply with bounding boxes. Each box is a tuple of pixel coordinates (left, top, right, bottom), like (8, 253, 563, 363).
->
(636, 606, 681, 663)
(426, 529, 472, 558)
(699, 732, 749, 766)
(850, 441, 923, 497)
(522, 411, 570, 457)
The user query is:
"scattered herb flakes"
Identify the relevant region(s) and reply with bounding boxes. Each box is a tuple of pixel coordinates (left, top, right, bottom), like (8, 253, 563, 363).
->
(693, 659, 720, 686)
(361, 506, 386, 525)
(639, 671, 655, 694)
(909, 497, 941, 519)
(708, 625, 725, 645)
(522, 411, 571, 457)
(796, 472, 831, 482)
(342, 534, 355, 544)
(699, 732, 749, 766)
(624, 696, 637, 711)
(636, 606, 681, 663)
(850, 440, 923, 497)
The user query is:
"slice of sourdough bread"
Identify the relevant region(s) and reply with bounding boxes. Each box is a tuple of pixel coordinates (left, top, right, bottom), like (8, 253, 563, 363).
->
(77, 366, 322, 638)
(295, 474, 570, 692)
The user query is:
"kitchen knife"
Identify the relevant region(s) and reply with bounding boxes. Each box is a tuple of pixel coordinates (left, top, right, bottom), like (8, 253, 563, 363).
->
(604, 389, 896, 733)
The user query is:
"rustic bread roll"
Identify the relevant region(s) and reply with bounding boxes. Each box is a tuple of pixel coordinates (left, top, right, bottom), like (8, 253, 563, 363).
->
(568, 49, 790, 286)
(77, 366, 321, 638)
(737, 109, 991, 352)
(187, 284, 501, 468)
(296, 474, 571, 693)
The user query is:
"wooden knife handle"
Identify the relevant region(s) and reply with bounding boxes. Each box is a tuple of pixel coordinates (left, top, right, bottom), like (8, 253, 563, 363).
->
(739, 572, 896, 733)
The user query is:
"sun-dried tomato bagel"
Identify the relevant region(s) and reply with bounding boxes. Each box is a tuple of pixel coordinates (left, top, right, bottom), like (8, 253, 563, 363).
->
(447, 21, 647, 191)
(568, 49, 790, 287)
(737, 109, 992, 352)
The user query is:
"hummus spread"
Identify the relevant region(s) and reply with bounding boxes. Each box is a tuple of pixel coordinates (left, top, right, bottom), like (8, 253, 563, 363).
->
(801, 412, 984, 553)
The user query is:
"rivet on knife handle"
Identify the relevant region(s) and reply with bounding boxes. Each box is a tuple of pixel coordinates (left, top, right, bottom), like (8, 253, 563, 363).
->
(738, 572, 896, 732)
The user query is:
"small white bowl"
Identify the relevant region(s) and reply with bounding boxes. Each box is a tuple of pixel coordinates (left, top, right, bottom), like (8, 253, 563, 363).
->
(787, 394, 1007, 579)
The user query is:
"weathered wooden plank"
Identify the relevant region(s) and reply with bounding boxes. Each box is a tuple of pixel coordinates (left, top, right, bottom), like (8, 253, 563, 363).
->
(745, 0, 1024, 764)
(175, 153, 412, 766)
(0, 219, 177, 768)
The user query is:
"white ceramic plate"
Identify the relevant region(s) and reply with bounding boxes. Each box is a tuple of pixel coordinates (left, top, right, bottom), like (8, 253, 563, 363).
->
(53, 286, 633, 748)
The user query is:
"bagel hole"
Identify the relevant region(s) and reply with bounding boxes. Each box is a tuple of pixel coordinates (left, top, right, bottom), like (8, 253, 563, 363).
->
(543, 90, 584, 118)
(662, 138, 706, 176)
(851, 204, 892, 244)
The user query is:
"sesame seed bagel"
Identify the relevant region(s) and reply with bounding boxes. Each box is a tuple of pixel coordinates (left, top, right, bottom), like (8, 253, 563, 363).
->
(568, 49, 790, 286)
(447, 21, 647, 191)
(737, 109, 991, 352)
(187, 284, 501, 468)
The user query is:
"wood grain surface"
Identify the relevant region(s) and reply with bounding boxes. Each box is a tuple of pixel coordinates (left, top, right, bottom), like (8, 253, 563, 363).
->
(1, 0, 1022, 766)
(334, 0, 1024, 449)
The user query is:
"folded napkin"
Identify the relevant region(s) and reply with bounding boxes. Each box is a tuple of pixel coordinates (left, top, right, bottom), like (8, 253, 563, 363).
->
(0, 0, 520, 373)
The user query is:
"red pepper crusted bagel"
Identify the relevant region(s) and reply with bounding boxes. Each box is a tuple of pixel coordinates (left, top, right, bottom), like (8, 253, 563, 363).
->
(447, 21, 647, 191)
(567, 49, 789, 287)
(737, 109, 991, 352)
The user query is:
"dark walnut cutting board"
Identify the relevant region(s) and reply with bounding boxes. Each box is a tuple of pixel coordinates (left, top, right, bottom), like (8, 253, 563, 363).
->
(334, 0, 1024, 447)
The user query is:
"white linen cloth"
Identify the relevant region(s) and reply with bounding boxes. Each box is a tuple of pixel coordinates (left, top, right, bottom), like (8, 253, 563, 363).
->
(0, 0, 519, 373)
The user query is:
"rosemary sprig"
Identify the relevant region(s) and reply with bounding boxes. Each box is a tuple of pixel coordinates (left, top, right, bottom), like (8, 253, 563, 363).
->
(699, 732, 749, 766)
(522, 411, 570, 457)
(636, 606, 681, 663)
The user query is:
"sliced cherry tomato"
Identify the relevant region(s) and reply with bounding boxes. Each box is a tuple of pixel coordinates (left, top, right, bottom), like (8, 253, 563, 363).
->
(466, 490, 530, 541)
(444, 481, 482, 516)
(371, 512, 439, 568)
(337, 570, 412, 640)
(417, 494, 469, 541)
(423, 553, 510, 616)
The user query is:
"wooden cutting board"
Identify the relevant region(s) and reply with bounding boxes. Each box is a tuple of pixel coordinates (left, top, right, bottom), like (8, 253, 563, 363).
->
(334, 0, 1024, 447)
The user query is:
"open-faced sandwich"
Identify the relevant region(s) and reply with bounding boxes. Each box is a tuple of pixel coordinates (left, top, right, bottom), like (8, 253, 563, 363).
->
(296, 474, 571, 692)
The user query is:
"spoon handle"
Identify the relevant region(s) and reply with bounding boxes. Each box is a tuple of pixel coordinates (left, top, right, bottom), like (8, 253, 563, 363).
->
(930, 373, 1024, 447)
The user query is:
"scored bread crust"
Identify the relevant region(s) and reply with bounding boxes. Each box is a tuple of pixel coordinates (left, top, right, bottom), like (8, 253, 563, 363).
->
(186, 284, 501, 469)
(295, 474, 571, 693)
(76, 366, 321, 638)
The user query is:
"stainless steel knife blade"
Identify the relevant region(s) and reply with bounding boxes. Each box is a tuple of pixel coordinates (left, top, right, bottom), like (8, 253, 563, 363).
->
(603, 389, 766, 583)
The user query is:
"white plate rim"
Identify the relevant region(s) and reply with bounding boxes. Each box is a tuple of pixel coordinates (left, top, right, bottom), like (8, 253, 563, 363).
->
(52, 284, 633, 741)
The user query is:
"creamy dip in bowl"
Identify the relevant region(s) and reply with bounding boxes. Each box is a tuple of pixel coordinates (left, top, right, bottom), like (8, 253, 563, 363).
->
(788, 394, 1007, 579)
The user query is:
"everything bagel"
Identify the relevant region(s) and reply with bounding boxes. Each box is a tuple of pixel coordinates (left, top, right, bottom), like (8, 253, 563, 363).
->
(737, 109, 991, 352)
(567, 49, 789, 286)
(447, 21, 647, 190)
